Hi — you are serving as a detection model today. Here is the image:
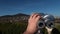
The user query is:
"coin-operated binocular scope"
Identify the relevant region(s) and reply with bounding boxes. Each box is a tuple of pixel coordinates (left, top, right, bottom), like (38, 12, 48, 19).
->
(36, 13, 55, 34)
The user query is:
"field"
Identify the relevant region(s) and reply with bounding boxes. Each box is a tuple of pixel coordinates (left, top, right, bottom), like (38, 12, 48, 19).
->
(0, 22, 60, 34)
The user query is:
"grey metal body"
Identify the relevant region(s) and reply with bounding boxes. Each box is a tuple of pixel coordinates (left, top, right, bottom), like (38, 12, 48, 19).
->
(36, 13, 55, 34)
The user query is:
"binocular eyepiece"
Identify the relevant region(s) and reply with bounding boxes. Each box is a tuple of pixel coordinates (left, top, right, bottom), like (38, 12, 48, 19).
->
(38, 20, 45, 29)
(38, 13, 55, 29)
(35, 13, 55, 34)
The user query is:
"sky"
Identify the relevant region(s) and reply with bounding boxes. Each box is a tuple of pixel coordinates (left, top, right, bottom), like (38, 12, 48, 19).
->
(0, 0, 60, 16)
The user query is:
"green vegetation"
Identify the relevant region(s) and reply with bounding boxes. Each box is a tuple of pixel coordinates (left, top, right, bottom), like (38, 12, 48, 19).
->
(0, 22, 60, 34)
(55, 23, 60, 31)
(0, 21, 27, 34)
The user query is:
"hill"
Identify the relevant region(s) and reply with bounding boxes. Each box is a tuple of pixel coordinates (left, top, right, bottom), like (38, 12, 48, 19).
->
(0, 13, 29, 23)
(0, 13, 60, 23)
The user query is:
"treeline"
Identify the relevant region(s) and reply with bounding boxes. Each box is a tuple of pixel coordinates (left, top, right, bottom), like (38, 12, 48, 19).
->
(55, 18, 60, 23)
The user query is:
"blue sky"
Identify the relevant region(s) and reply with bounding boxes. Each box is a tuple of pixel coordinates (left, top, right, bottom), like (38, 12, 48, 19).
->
(0, 0, 60, 16)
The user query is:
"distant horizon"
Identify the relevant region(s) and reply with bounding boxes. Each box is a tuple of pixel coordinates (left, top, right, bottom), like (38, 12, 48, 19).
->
(0, 12, 60, 18)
